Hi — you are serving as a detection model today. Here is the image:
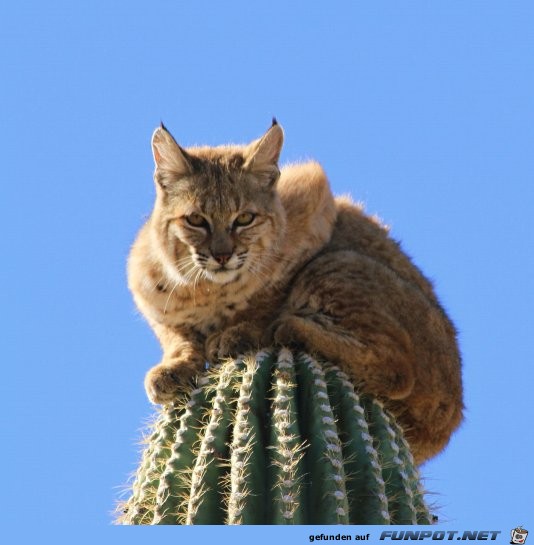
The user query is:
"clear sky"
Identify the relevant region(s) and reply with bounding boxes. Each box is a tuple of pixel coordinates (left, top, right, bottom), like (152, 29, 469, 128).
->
(2, 1, 533, 543)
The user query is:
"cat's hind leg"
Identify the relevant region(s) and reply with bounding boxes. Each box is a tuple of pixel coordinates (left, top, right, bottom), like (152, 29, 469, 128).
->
(268, 250, 417, 400)
(271, 313, 415, 400)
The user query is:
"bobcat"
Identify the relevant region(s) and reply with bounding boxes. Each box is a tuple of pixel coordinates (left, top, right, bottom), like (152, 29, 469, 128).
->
(128, 120, 463, 463)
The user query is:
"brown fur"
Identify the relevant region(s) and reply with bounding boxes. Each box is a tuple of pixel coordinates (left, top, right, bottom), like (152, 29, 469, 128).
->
(128, 122, 463, 464)
(269, 197, 463, 463)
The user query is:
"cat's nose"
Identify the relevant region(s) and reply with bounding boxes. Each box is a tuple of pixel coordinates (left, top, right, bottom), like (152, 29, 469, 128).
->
(212, 251, 232, 266)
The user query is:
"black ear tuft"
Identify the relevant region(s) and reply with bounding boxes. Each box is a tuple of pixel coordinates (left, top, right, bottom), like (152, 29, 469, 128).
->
(271, 117, 278, 127)
(160, 121, 168, 131)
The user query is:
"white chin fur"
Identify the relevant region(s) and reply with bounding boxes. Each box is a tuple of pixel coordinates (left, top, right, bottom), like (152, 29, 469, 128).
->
(204, 268, 241, 284)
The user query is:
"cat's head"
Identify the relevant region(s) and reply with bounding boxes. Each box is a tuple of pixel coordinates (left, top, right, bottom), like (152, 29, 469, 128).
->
(149, 120, 287, 286)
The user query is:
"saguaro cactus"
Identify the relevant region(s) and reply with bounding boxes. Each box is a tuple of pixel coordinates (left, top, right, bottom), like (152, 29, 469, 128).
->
(117, 349, 431, 525)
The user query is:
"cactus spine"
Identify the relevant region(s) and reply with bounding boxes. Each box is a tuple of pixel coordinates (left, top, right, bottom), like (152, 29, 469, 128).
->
(117, 349, 431, 525)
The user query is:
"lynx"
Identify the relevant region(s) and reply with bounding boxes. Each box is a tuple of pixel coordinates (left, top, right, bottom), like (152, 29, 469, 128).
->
(128, 120, 463, 463)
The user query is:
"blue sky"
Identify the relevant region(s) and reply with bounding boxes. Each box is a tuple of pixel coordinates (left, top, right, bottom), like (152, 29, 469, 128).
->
(2, 1, 533, 543)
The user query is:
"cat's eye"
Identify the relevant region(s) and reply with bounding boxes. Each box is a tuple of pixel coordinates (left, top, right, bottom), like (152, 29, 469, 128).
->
(185, 213, 209, 229)
(233, 212, 256, 228)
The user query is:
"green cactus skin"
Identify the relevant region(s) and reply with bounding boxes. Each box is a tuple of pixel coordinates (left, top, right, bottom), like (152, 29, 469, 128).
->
(117, 349, 431, 525)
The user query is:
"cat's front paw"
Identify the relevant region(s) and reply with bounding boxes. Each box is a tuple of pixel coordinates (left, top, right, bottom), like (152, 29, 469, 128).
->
(144, 357, 201, 405)
(266, 316, 306, 348)
(206, 324, 260, 363)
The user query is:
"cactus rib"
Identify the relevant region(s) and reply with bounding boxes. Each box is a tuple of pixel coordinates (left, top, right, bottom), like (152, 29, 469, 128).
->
(186, 359, 244, 524)
(152, 375, 212, 524)
(124, 403, 181, 524)
(324, 366, 390, 524)
(227, 351, 273, 524)
(366, 399, 426, 525)
(296, 353, 350, 524)
(268, 348, 307, 523)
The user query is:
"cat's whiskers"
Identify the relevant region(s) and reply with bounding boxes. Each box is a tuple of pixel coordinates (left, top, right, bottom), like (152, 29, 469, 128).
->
(247, 255, 282, 290)
(163, 280, 180, 315)
(253, 248, 294, 266)
(173, 255, 198, 269)
(248, 249, 282, 272)
(181, 263, 202, 286)
(163, 257, 198, 314)
(150, 276, 172, 292)
(191, 267, 207, 306)
(250, 251, 294, 295)
(148, 257, 195, 293)
(173, 255, 199, 276)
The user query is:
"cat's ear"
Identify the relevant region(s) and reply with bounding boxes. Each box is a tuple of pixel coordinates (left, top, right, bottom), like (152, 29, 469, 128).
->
(244, 119, 284, 186)
(151, 123, 192, 188)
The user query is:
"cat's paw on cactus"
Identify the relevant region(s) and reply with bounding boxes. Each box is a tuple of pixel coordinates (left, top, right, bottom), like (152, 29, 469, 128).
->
(269, 315, 310, 348)
(206, 323, 262, 362)
(144, 358, 200, 404)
